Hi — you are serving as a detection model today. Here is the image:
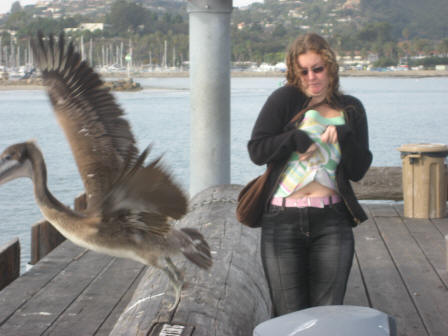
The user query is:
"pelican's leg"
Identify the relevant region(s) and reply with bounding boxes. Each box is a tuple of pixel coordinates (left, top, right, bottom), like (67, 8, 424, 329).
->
(166, 257, 184, 283)
(161, 257, 184, 311)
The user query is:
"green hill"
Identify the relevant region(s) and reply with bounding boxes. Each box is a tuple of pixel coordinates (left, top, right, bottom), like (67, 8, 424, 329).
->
(360, 0, 448, 39)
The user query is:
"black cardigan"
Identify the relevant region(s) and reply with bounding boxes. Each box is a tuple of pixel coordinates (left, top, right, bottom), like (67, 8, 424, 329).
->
(248, 85, 372, 226)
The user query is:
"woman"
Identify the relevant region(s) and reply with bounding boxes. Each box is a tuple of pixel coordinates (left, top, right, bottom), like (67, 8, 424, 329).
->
(248, 33, 372, 316)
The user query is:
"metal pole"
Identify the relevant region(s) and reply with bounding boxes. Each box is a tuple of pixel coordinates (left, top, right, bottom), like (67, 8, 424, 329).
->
(188, 0, 233, 197)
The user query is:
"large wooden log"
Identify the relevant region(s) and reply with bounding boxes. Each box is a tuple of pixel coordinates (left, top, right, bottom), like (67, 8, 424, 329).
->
(352, 166, 403, 200)
(110, 185, 271, 336)
(0, 238, 20, 291)
(353, 166, 448, 201)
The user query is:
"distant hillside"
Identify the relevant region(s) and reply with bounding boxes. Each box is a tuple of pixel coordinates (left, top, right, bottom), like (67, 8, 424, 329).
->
(360, 0, 448, 39)
(0, 0, 444, 65)
(237, 0, 447, 41)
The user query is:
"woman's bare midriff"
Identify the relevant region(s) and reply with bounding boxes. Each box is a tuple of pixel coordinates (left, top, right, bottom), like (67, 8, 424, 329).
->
(287, 181, 338, 198)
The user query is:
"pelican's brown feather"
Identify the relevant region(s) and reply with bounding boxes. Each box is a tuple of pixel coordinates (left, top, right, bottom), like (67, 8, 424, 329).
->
(100, 210, 172, 238)
(31, 33, 138, 208)
(99, 148, 188, 234)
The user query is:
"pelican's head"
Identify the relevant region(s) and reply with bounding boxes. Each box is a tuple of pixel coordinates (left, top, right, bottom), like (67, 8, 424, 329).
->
(0, 141, 35, 186)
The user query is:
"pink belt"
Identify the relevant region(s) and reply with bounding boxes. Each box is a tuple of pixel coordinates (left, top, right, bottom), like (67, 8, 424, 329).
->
(271, 195, 342, 208)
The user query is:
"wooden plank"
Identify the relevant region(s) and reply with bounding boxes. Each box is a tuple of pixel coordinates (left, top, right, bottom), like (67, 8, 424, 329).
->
(399, 212, 448, 288)
(95, 264, 146, 336)
(111, 185, 272, 336)
(367, 203, 400, 217)
(431, 209, 448, 236)
(345, 253, 370, 307)
(355, 206, 427, 336)
(374, 206, 448, 336)
(0, 249, 113, 336)
(43, 258, 145, 336)
(395, 203, 404, 217)
(0, 241, 84, 326)
(0, 238, 20, 291)
(30, 220, 66, 265)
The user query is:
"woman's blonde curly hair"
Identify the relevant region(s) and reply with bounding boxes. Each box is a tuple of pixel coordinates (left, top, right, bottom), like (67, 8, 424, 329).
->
(286, 33, 341, 105)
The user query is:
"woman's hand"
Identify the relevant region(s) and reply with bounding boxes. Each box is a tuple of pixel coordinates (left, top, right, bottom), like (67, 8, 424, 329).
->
(299, 143, 318, 161)
(321, 125, 338, 144)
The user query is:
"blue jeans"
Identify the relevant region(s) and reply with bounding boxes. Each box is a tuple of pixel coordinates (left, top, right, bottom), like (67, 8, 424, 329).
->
(260, 202, 354, 317)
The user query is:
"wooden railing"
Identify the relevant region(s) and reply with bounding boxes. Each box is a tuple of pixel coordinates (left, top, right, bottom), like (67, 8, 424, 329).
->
(0, 193, 86, 291)
(0, 238, 20, 290)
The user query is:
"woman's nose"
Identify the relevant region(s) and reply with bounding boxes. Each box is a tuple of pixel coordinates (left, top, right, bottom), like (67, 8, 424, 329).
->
(307, 70, 317, 80)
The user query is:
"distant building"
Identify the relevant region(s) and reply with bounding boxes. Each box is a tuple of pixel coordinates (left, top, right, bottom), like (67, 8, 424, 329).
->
(435, 65, 448, 71)
(64, 23, 108, 33)
(342, 0, 361, 10)
(0, 29, 17, 36)
(368, 53, 379, 63)
(79, 23, 107, 32)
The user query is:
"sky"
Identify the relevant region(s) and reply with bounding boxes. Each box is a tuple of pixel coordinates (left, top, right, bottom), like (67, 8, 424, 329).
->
(0, 0, 264, 15)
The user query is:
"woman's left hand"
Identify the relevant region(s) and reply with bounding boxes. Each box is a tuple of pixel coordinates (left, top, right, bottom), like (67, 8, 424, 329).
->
(321, 126, 338, 144)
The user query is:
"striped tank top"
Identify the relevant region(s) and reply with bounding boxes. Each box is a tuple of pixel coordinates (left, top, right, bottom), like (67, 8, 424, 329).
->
(273, 109, 345, 197)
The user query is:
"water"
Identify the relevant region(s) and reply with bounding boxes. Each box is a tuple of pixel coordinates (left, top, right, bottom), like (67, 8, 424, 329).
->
(0, 76, 447, 272)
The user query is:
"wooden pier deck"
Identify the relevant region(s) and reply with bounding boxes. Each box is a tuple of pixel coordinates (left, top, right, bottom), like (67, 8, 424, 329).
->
(0, 202, 447, 336)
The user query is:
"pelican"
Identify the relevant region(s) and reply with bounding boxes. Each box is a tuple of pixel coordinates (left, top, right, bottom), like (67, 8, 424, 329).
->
(0, 33, 212, 310)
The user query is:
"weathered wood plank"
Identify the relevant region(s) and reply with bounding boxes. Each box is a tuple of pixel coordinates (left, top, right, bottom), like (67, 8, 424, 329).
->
(43, 258, 145, 336)
(0, 248, 113, 336)
(431, 208, 448, 236)
(30, 220, 66, 265)
(397, 207, 448, 288)
(0, 238, 20, 291)
(373, 206, 448, 336)
(345, 253, 370, 307)
(367, 203, 400, 217)
(95, 265, 147, 336)
(355, 206, 427, 336)
(111, 185, 271, 336)
(0, 241, 84, 326)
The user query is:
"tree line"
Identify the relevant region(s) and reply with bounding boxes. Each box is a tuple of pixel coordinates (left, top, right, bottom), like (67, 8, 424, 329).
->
(1, 0, 447, 68)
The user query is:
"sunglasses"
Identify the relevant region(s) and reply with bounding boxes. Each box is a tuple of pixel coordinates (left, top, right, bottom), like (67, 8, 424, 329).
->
(299, 65, 325, 76)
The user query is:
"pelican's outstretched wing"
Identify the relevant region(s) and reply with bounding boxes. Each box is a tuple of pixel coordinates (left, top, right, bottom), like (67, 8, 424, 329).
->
(102, 147, 188, 220)
(100, 147, 188, 236)
(31, 32, 138, 208)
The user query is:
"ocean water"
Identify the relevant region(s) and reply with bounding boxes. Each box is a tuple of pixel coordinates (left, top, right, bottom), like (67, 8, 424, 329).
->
(0, 76, 447, 271)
